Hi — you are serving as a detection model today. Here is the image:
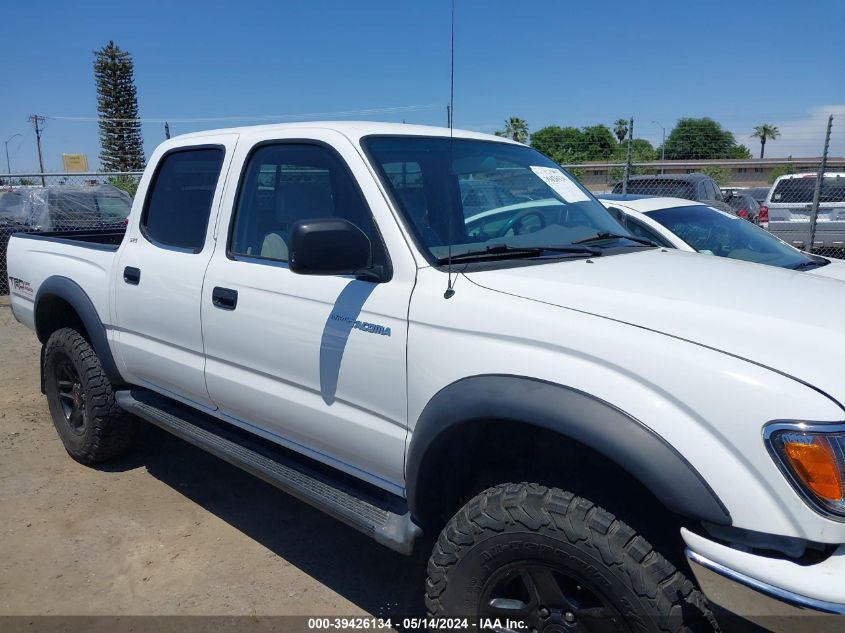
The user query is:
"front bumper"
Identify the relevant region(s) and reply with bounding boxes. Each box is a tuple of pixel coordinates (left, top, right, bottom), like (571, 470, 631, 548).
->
(683, 529, 845, 632)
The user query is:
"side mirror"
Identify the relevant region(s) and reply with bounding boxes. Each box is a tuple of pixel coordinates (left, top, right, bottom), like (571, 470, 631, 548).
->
(289, 218, 377, 279)
(606, 206, 628, 229)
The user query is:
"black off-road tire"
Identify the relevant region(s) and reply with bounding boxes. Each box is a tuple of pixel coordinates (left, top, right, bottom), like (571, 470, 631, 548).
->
(426, 483, 718, 632)
(43, 327, 137, 464)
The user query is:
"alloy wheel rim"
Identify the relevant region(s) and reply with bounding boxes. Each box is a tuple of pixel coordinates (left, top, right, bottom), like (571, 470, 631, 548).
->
(478, 562, 630, 633)
(55, 357, 86, 434)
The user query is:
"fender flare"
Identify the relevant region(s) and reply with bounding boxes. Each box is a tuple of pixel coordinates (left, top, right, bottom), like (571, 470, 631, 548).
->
(406, 374, 731, 525)
(35, 275, 125, 387)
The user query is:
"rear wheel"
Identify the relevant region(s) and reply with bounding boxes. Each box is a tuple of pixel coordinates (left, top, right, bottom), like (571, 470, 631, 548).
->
(44, 328, 137, 464)
(426, 483, 717, 632)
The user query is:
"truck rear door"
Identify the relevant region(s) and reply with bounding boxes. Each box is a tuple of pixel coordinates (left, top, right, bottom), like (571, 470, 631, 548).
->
(112, 135, 236, 408)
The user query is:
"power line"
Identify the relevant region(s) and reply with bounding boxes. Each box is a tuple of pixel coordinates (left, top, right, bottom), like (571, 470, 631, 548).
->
(44, 103, 441, 124)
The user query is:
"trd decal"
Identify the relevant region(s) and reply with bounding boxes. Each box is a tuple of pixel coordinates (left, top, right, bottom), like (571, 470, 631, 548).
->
(8, 276, 33, 297)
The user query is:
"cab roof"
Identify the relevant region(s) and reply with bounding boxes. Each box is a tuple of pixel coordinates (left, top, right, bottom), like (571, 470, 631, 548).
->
(174, 120, 515, 144)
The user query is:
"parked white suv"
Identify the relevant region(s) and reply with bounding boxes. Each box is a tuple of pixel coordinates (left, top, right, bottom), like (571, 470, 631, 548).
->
(6, 122, 845, 631)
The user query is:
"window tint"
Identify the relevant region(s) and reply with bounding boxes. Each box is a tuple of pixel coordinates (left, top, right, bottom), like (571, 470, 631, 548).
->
(142, 148, 225, 250)
(230, 143, 383, 264)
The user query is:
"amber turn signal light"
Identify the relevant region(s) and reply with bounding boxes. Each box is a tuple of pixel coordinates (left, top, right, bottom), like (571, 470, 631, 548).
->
(782, 437, 843, 502)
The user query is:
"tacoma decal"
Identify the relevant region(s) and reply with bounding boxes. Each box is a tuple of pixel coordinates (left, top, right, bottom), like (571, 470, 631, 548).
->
(329, 313, 391, 337)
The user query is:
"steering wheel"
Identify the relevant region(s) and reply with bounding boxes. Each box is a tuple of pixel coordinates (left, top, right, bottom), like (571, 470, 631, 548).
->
(496, 209, 547, 238)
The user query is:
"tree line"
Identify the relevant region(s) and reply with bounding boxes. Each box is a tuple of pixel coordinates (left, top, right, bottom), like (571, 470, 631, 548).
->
(496, 116, 781, 163)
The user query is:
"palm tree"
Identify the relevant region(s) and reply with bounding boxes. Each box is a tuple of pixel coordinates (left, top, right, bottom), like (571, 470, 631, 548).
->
(496, 117, 529, 143)
(751, 124, 780, 159)
(614, 118, 629, 144)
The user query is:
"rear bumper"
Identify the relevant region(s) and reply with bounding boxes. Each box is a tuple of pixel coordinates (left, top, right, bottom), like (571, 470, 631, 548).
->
(683, 529, 845, 632)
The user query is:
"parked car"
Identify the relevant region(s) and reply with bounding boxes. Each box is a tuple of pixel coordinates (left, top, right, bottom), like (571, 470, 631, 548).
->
(745, 186, 771, 204)
(611, 173, 735, 214)
(1, 185, 131, 293)
(598, 194, 845, 279)
(724, 191, 762, 223)
(765, 172, 845, 251)
(8, 122, 845, 631)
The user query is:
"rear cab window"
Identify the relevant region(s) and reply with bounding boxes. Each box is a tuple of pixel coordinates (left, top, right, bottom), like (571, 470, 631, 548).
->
(771, 176, 845, 204)
(141, 147, 225, 251)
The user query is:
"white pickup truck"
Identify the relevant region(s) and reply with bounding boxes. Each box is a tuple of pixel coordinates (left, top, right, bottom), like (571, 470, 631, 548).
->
(6, 122, 845, 632)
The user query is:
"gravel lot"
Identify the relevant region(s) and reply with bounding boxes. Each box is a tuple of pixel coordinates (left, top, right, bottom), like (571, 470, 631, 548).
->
(0, 296, 424, 625)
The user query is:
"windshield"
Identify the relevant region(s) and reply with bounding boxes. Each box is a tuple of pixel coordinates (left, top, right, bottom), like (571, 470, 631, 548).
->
(48, 189, 131, 226)
(363, 136, 632, 262)
(647, 205, 814, 269)
(0, 191, 28, 224)
(0, 186, 131, 229)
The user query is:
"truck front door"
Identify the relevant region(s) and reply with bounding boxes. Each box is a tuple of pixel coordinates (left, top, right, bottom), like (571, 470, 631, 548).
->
(200, 132, 415, 494)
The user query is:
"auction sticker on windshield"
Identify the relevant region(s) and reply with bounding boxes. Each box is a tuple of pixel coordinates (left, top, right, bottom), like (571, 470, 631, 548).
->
(530, 166, 590, 203)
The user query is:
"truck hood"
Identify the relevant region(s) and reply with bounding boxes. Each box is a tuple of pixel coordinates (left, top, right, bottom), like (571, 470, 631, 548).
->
(465, 249, 845, 408)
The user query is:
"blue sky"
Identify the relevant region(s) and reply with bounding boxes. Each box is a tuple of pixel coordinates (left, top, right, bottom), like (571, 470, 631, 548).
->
(4, 0, 844, 172)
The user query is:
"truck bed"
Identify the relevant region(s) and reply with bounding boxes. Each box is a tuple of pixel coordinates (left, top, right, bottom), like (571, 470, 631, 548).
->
(11, 227, 126, 250)
(6, 228, 123, 331)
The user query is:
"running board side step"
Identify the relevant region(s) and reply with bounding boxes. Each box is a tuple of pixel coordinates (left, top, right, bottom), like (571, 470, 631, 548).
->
(115, 389, 421, 555)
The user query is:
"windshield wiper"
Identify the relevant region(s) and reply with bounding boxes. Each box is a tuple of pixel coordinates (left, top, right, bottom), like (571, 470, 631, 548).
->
(791, 259, 828, 271)
(572, 231, 657, 247)
(435, 243, 600, 264)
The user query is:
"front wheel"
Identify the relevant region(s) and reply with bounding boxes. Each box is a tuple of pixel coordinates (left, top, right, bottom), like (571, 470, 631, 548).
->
(426, 483, 717, 632)
(43, 328, 137, 464)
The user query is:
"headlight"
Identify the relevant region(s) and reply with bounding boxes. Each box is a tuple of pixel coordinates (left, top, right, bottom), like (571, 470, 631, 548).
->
(765, 422, 845, 518)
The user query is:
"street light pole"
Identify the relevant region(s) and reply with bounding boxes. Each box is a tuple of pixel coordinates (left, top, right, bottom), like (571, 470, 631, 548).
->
(4, 133, 22, 182)
(652, 121, 666, 174)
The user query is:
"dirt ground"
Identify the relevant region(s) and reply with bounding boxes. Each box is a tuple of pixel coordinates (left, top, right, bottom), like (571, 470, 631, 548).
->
(0, 296, 425, 623)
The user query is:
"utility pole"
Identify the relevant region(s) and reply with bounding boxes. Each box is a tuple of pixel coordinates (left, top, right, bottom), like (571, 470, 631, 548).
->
(4, 133, 21, 181)
(164, 121, 171, 139)
(621, 117, 634, 194)
(652, 120, 666, 174)
(28, 115, 47, 186)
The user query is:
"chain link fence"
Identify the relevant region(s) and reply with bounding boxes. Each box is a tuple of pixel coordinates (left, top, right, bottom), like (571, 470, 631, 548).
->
(1, 172, 141, 294)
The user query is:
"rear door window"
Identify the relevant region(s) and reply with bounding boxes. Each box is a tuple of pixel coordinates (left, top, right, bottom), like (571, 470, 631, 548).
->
(141, 147, 225, 251)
